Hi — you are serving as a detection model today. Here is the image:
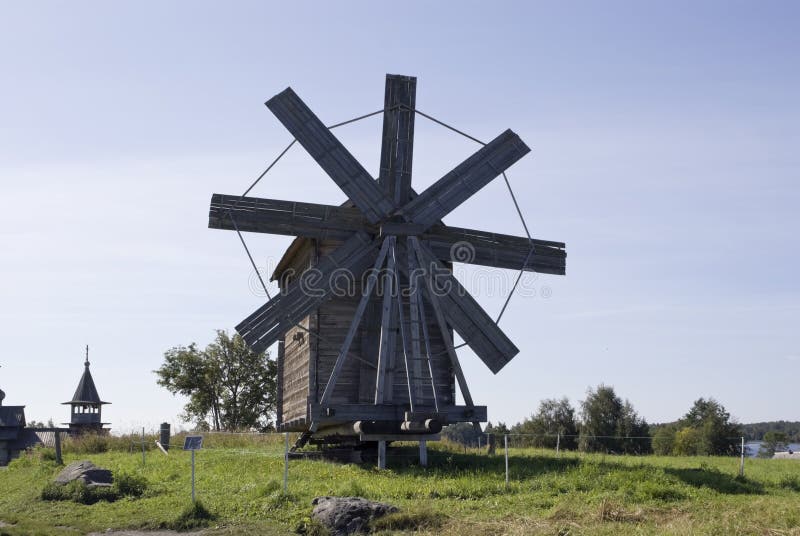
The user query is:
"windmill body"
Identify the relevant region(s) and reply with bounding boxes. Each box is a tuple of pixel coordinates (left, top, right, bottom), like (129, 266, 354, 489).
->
(209, 74, 566, 452)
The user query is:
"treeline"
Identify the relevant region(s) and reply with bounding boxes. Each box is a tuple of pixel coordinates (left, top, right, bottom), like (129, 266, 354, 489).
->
(443, 384, 743, 456)
(740, 421, 800, 442)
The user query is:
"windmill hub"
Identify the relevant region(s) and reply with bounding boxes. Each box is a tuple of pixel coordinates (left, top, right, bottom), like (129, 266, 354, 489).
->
(208, 74, 566, 455)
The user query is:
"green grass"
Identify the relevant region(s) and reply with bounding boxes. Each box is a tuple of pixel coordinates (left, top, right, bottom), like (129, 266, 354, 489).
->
(1, 439, 799, 535)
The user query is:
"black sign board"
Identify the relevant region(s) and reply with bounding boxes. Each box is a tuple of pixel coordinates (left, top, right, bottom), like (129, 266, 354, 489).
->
(183, 435, 203, 451)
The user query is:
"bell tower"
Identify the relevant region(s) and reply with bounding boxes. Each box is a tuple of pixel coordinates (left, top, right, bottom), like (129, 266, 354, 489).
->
(62, 346, 110, 435)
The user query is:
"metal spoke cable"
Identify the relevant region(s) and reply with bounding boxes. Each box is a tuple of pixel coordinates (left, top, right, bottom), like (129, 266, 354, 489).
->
(225, 105, 396, 306)
(401, 103, 539, 327)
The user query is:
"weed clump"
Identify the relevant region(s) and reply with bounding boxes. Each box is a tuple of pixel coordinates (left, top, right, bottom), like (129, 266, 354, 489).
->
(370, 510, 447, 532)
(166, 501, 217, 531)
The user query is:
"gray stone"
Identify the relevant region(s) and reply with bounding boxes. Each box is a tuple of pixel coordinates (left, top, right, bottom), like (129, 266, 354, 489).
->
(311, 496, 398, 535)
(54, 460, 113, 488)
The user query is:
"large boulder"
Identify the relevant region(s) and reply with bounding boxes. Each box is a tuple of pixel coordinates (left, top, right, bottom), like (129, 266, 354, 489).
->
(311, 496, 398, 535)
(54, 460, 113, 488)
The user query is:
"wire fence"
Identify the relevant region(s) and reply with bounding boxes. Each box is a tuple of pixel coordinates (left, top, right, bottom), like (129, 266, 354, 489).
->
(59, 428, 758, 498)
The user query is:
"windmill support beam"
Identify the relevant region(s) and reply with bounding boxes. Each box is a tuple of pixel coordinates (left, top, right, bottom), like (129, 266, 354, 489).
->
(310, 403, 486, 423)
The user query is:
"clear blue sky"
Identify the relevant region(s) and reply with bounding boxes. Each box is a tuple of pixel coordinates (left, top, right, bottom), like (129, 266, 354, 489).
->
(1, 1, 797, 432)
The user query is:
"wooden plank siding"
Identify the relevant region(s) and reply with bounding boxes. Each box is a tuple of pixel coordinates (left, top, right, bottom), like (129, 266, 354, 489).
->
(275, 236, 457, 431)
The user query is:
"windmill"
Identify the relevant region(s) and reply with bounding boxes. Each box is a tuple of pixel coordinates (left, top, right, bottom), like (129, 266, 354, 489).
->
(208, 74, 566, 466)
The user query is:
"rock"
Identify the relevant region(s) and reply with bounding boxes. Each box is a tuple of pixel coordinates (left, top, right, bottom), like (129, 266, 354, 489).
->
(311, 496, 398, 535)
(54, 460, 113, 488)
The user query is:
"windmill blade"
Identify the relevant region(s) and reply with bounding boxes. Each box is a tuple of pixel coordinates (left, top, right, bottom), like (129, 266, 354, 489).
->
(423, 225, 567, 275)
(266, 88, 395, 224)
(409, 238, 519, 374)
(236, 231, 381, 354)
(378, 74, 416, 204)
(209, 193, 370, 241)
(399, 129, 530, 227)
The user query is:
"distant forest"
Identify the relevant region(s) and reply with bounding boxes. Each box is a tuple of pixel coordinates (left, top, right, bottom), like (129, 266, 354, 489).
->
(740, 421, 800, 442)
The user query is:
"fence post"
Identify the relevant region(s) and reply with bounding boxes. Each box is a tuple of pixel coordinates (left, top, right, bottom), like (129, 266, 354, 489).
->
(283, 432, 289, 493)
(54, 430, 63, 465)
(504, 434, 509, 487)
(556, 433, 560, 456)
(739, 436, 745, 477)
(141, 427, 146, 467)
(191, 449, 196, 502)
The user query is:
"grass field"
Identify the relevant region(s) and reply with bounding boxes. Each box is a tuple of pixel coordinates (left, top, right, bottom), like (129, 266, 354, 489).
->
(1, 435, 799, 535)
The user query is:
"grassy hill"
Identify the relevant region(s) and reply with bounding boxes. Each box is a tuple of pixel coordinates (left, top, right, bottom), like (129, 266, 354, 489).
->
(1, 435, 799, 535)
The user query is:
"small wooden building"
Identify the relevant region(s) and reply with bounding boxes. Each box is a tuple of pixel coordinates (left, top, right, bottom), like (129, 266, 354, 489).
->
(62, 352, 110, 435)
(272, 235, 457, 433)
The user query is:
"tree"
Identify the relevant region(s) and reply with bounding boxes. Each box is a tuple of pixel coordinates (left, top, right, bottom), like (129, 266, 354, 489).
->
(676, 398, 741, 456)
(578, 385, 650, 454)
(760, 431, 789, 458)
(652, 424, 677, 455)
(155, 330, 277, 432)
(513, 397, 578, 449)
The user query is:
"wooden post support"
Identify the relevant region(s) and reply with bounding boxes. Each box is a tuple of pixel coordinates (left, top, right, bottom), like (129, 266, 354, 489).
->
(283, 432, 289, 493)
(54, 430, 63, 465)
(504, 434, 509, 486)
(487, 433, 496, 455)
(141, 427, 146, 467)
(377, 440, 387, 470)
(191, 449, 196, 502)
(739, 437, 745, 477)
(419, 440, 428, 467)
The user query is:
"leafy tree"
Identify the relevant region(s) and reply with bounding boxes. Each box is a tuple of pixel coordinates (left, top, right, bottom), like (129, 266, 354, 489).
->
(578, 385, 650, 454)
(512, 397, 578, 449)
(441, 422, 483, 446)
(155, 330, 276, 432)
(651, 424, 677, 455)
(759, 431, 789, 458)
(672, 426, 706, 455)
(676, 398, 741, 455)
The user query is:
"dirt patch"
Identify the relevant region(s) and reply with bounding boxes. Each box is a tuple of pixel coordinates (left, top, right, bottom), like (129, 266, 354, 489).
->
(86, 532, 205, 536)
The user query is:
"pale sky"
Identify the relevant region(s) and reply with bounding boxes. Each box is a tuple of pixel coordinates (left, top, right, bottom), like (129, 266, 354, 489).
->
(1, 1, 798, 433)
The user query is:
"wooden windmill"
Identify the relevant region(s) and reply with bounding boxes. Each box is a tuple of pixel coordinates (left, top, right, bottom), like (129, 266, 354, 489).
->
(209, 74, 566, 464)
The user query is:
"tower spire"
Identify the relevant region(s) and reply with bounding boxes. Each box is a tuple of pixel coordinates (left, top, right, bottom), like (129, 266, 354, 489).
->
(85, 345, 90, 368)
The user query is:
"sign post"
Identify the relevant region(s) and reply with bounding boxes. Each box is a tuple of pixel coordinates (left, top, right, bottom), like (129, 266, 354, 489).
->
(183, 435, 204, 502)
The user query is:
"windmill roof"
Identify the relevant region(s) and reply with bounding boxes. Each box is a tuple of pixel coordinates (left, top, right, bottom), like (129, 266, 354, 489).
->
(63, 361, 109, 405)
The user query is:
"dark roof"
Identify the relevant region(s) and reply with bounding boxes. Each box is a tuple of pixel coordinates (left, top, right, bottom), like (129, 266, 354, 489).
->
(63, 360, 109, 405)
(0, 406, 26, 428)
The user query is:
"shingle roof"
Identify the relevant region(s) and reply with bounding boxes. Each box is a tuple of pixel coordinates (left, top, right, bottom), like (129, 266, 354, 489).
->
(63, 360, 109, 405)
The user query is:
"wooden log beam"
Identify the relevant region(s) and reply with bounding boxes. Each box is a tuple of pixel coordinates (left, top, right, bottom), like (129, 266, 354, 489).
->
(317, 239, 392, 407)
(310, 403, 487, 423)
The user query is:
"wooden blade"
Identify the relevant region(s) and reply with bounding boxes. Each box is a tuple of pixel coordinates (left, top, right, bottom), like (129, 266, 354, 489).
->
(209, 193, 370, 241)
(378, 74, 416, 204)
(266, 88, 395, 224)
(400, 129, 530, 227)
(423, 224, 567, 275)
(409, 238, 519, 374)
(236, 231, 381, 353)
